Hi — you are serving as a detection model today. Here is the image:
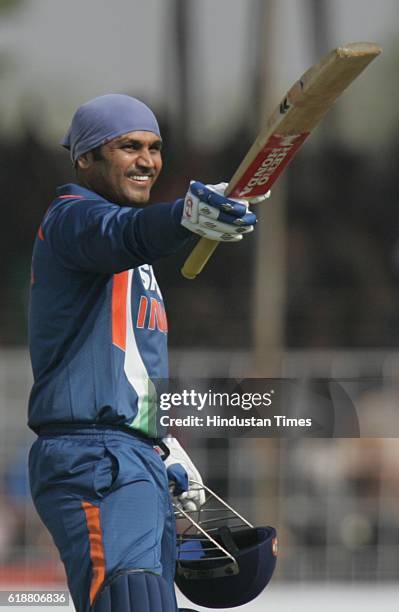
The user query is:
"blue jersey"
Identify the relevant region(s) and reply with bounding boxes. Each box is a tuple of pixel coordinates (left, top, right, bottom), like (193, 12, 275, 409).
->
(28, 183, 191, 437)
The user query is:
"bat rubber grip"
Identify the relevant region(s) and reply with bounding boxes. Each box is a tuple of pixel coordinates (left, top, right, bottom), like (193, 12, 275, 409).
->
(181, 238, 219, 279)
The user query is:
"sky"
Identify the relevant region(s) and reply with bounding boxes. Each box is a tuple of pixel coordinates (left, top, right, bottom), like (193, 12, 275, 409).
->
(0, 0, 398, 148)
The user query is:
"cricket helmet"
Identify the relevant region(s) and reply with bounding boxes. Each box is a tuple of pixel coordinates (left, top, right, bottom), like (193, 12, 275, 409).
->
(174, 482, 277, 609)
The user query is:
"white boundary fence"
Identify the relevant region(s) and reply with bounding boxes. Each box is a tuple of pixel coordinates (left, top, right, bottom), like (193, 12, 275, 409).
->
(0, 348, 398, 590)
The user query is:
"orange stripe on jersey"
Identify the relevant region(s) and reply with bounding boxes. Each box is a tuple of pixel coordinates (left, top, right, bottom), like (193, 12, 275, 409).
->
(148, 298, 168, 333)
(136, 296, 148, 328)
(148, 298, 159, 331)
(159, 303, 168, 333)
(112, 271, 129, 351)
(38, 225, 44, 240)
(81, 501, 106, 605)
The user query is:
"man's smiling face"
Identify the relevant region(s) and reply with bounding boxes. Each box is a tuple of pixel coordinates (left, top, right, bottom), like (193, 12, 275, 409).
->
(76, 130, 163, 206)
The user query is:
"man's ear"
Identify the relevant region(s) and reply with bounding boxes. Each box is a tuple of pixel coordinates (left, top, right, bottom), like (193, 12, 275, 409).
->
(76, 152, 93, 170)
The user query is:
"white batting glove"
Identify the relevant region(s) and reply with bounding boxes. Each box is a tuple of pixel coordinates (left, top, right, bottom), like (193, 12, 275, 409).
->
(163, 436, 206, 512)
(181, 181, 258, 242)
(247, 190, 272, 205)
(209, 182, 271, 205)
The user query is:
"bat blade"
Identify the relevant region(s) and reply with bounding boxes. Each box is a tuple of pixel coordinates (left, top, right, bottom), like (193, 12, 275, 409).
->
(181, 42, 382, 280)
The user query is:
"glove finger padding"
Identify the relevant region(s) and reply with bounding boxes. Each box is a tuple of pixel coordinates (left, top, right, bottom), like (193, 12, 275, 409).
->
(198, 181, 271, 207)
(176, 484, 206, 512)
(191, 182, 250, 218)
(196, 214, 254, 238)
(248, 189, 271, 204)
(182, 225, 242, 242)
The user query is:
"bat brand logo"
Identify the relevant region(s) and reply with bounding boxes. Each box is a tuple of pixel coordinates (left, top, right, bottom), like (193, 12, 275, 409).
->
(237, 133, 308, 197)
(184, 197, 193, 218)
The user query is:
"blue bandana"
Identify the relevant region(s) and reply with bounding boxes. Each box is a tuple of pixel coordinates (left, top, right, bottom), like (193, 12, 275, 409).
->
(60, 94, 161, 162)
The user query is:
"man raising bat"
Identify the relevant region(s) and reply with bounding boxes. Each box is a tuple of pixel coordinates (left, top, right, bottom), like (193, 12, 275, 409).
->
(27, 93, 258, 612)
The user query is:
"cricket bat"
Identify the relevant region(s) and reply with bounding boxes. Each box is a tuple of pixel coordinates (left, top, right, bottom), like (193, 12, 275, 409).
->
(181, 42, 382, 280)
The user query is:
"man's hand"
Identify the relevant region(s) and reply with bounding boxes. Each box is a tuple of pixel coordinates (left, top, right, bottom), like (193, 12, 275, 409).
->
(181, 181, 258, 242)
(163, 437, 206, 512)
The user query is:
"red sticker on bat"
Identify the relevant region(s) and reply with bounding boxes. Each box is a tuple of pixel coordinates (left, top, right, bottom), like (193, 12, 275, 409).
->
(229, 132, 310, 199)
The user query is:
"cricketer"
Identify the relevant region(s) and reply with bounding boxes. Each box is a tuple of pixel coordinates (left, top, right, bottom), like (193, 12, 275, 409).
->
(27, 94, 259, 612)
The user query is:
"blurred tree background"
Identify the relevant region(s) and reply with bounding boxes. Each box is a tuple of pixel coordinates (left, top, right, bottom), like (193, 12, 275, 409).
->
(1, 107, 399, 349)
(0, 0, 398, 351)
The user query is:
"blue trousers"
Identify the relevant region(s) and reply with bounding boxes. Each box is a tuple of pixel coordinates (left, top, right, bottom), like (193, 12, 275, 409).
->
(29, 428, 177, 612)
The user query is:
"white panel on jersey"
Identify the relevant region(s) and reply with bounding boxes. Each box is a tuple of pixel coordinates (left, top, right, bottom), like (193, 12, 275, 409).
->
(124, 269, 157, 436)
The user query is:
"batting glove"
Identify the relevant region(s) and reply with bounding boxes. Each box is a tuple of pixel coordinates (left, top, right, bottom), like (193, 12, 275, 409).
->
(181, 181, 258, 242)
(163, 436, 206, 512)
(209, 182, 271, 205)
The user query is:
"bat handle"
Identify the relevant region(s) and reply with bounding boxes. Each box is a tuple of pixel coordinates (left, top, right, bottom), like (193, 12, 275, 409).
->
(181, 238, 219, 279)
